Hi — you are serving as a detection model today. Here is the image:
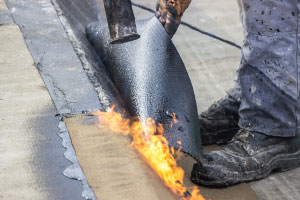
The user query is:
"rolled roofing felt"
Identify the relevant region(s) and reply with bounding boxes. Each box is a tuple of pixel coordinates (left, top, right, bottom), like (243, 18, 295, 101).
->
(86, 17, 202, 161)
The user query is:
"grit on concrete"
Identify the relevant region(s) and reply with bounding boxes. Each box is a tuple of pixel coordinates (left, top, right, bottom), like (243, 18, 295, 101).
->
(0, 0, 12, 24)
(0, 23, 83, 199)
(0, 0, 91, 199)
(64, 114, 259, 200)
(5, 0, 102, 115)
(2, 0, 300, 199)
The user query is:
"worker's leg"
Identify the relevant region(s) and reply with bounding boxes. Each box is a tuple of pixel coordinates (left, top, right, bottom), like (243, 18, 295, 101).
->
(191, 0, 300, 186)
(237, 0, 299, 136)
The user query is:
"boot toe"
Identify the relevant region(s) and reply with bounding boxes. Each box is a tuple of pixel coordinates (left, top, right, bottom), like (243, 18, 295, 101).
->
(191, 152, 242, 186)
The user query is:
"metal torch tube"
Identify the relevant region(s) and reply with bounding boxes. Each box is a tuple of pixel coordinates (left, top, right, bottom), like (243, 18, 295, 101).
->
(103, 0, 140, 44)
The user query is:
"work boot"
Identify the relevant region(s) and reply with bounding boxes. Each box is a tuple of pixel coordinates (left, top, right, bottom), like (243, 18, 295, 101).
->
(200, 95, 240, 146)
(191, 129, 300, 187)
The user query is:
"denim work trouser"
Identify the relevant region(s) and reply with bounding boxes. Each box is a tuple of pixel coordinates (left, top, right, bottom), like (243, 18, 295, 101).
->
(228, 0, 300, 137)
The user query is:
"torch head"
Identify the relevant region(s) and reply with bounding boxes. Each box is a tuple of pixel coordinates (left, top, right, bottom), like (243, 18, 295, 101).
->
(103, 0, 140, 44)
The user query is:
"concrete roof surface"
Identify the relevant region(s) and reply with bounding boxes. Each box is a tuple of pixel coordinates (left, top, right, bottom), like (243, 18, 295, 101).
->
(1, 0, 300, 199)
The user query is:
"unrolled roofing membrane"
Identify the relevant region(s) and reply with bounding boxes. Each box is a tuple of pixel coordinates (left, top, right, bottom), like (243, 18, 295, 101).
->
(86, 17, 202, 161)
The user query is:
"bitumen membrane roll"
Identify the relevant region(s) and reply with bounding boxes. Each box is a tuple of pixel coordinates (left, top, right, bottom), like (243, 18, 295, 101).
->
(86, 17, 202, 161)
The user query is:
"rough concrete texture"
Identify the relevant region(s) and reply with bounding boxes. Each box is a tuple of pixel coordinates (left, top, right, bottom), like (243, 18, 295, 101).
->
(2, 0, 299, 199)
(51, 0, 124, 111)
(5, 0, 102, 114)
(251, 168, 300, 200)
(0, 23, 83, 199)
(0, 0, 12, 24)
(65, 114, 258, 200)
(0, 0, 6, 9)
(64, 114, 178, 200)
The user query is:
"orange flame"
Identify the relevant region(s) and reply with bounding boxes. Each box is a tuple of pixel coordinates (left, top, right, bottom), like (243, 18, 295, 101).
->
(172, 112, 178, 123)
(93, 106, 205, 200)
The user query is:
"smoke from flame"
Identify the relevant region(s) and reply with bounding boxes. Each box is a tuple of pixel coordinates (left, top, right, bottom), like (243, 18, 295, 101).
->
(93, 106, 205, 200)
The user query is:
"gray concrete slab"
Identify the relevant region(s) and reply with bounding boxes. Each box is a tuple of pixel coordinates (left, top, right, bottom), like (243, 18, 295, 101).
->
(51, 0, 124, 111)
(5, 0, 102, 114)
(0, 23, 83, 199)
(4, 0, 297, 199)
(0, 0, 13, 24)
(251, 169, 300, 200)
